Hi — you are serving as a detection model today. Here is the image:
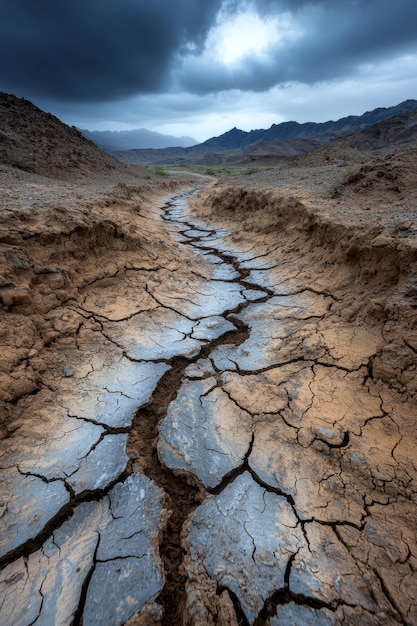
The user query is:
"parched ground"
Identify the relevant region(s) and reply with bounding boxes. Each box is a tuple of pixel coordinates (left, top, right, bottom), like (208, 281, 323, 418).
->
(182, 148, 417, 624)
(191, 146, 417, 406)
(0, 164, 201, 435)
(0, 145, 416, 625)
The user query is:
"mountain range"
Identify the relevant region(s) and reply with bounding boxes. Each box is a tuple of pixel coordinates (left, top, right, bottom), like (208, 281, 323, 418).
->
(2, 91, 417, 176)
(80, 128, 197, 151)
(200, 99, 417, 150)
(110, 99, 417, 166)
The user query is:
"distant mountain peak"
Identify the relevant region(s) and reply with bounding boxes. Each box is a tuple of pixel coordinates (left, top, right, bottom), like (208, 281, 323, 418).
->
(80, 128, 197, 152)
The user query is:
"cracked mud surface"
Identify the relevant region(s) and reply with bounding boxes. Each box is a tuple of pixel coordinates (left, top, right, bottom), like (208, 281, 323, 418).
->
(1, 159, 417, 625)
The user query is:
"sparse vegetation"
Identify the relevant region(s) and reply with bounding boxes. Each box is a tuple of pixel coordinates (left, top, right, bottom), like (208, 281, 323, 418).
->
(335, 147, 374, 164)
(201, 165, 264, 176)
(7, 149, 32, 171)
(243, 166, 261, 175)
(345, 164, 363, 178)
(151, 165, 170, 177)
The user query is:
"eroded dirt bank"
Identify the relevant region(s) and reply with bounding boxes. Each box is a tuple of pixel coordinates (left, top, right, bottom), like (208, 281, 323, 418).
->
(0, 153, 416, 625)
(0, 167, 201, 435)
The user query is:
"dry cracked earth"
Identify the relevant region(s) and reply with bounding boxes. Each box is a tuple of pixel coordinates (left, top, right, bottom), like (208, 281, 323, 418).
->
(0, 158, 417, 626)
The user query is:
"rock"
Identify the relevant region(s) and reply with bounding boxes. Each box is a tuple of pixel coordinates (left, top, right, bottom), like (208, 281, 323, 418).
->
(34, 265, 60, 274)
(63, 364, 74, 377)
(0, 278, 15, 288)
(0, 287, 31, 306)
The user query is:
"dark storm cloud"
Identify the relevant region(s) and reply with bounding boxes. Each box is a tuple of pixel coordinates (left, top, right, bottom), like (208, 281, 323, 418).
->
(0, 0, 223, 101)
(179, 0, 417, 94)
(0, 0, 416, 104)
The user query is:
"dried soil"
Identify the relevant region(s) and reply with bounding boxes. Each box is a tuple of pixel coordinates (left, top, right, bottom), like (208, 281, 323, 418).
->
(0, 164, 202, 436)
(190, 147, 417, 403)
(1, 137, 417, 624)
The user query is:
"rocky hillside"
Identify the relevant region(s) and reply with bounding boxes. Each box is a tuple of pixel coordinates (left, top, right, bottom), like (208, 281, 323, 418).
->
(349, 106, 417, 152)
(0, 92, 123, 179)
(203, 99, 417, 150)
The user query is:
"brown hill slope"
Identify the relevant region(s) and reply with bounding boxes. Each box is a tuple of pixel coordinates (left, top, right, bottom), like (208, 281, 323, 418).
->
(282, 106, 417, 171)
(0, 92, 123, 179)
(349, 106, 417, 152)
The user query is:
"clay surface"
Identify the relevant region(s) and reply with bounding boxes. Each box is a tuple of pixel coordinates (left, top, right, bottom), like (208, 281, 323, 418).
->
(1, 142, 417, 625)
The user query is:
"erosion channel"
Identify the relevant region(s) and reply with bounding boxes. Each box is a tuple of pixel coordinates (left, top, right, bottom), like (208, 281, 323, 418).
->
(0, 186, 415, 626)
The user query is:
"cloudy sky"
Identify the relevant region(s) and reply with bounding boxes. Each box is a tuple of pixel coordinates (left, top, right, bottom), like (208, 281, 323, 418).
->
(1, 0, 416, 142)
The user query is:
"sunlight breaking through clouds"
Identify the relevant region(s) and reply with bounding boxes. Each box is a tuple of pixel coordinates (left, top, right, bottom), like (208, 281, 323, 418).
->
(206, 9, 303, 66)
(1, 0, 417, 137)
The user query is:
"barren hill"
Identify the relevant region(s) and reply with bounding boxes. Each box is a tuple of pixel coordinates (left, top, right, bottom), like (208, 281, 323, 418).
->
(203, 99, 417, 150)
(0, 92, 124, 179)
(349, 106, 417, 152)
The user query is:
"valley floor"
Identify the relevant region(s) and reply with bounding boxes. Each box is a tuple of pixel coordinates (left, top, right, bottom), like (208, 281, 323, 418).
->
(0, 153, 416, 625)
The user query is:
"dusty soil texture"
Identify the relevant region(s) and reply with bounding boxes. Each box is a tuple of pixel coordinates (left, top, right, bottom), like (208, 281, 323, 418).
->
(184, 147, 417, 624)
(191, 146, 417, 403)
(0, 110, 416, 626)
(0, 164, 200, 436)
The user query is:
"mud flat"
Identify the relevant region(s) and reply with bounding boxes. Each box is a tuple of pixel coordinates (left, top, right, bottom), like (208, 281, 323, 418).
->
(0, 153, 417, 625)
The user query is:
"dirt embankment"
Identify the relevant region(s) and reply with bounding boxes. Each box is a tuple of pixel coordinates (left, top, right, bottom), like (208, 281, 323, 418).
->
(190, 149, 417, 404)
(0, 165, 199, 436)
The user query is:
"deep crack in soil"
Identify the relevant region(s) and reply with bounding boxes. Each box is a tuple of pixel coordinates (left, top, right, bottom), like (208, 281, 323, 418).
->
(126, 190, 256, 625)
(127, 331, 252, 626)
(4, 184, 412, 625)
(128, 358, 203, 626)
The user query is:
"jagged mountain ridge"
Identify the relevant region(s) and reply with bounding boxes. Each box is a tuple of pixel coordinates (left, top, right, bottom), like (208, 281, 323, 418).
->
(349, 106, 417, 151)
(200, 99, 417, 151)
(114, 99, 417, 165)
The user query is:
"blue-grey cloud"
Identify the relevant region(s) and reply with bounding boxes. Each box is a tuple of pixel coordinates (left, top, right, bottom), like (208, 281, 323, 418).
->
(0, 0, 416, 107)
(0, 0, 223, 101)
(178, 0, 417, 94)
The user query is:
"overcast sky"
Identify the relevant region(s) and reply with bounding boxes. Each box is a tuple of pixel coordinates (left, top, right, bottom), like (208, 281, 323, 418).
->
(1, 0, 416, 142)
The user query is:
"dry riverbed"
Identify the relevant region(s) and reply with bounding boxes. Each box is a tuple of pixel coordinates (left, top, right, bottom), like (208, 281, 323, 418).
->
(0, 153, 416, 625)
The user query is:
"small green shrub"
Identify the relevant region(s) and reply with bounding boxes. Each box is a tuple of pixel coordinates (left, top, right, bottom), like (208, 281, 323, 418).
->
(7, 149, 32, 171)
(152, 166, 169, 177)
